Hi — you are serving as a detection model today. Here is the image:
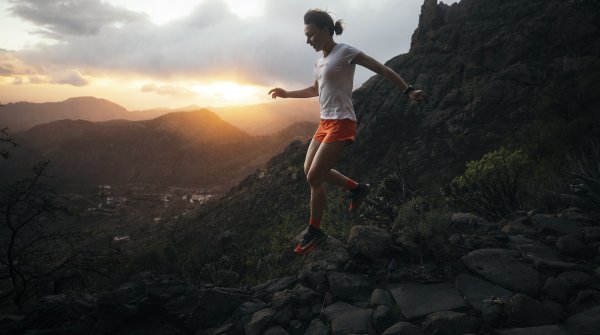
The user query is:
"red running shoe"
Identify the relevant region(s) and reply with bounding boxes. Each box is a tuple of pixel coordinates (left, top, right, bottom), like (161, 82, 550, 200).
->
(294, 225, 327, 255)
(348, 183, 370, 212)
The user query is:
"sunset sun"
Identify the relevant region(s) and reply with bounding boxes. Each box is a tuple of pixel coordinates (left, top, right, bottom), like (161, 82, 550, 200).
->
(190, 81, 267, 105)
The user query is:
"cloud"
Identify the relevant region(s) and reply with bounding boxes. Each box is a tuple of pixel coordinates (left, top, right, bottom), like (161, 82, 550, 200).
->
(48, 69, 89, 87)
(0, 50, 37, 75)
(141, 83, 196, 97)
(8, 0, 424, 87)
(8, 0, 147, 36)
(28, 75, 46, 84)
(0, 50, 89, 86)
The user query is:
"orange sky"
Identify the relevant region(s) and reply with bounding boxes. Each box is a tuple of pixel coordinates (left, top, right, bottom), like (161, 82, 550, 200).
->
(0, 75, 272, 110)
(0, 0, 436, 110)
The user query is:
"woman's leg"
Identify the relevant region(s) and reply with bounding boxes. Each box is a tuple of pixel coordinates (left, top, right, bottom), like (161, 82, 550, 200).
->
(304, 139, 355, 189)
(326, 169, 356, 188)
(306, 141, 349, 226)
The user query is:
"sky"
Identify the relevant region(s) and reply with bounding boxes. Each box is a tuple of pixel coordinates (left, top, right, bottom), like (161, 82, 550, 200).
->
(0, 0, 456, 110)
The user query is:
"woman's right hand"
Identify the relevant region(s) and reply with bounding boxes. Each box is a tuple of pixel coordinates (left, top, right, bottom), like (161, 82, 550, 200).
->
(268, 87, 288, 99)
(408, 89, 427, 103)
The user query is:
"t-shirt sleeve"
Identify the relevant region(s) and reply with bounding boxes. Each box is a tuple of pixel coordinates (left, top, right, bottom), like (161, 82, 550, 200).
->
(341, 44, 361, 64)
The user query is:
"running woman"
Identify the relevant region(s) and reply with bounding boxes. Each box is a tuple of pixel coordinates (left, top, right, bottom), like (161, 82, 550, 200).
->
(269, 9, 427, 255)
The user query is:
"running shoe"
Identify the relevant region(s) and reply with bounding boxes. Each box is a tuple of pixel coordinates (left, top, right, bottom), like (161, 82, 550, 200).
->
(294, 225, 327, 255)
(348, 183, 370, 212)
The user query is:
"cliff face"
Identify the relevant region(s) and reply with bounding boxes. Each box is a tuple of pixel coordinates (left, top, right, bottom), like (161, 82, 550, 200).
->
(350, 0, 599, 185)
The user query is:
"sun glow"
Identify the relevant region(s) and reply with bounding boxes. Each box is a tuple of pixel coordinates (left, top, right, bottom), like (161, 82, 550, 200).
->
(189, 81, 267, 105)
(0, 75, 272, 111)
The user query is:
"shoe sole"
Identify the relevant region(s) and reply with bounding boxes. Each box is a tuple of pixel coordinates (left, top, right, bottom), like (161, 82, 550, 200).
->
(294, 234, 327, 255)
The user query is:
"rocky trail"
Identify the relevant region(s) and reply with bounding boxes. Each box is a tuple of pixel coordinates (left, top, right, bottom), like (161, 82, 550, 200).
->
(3, 208, 599, 335)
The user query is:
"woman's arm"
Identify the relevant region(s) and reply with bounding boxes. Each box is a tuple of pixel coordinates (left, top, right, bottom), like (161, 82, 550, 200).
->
(269, 80, 319, 99)
(353, 52, 427, 102)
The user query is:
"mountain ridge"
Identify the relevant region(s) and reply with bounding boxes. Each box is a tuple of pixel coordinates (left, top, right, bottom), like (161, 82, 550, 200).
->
(0, 97, 135, 132)
(1, 109, 316, 192)
(0, 96, 319, 136)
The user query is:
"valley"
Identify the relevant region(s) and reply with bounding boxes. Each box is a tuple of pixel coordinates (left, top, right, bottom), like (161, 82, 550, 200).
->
(68, 183, 215, 252)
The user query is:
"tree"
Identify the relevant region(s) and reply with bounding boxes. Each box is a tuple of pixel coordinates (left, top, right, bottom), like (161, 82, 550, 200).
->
(1, 127, 19, 159)
(0, 161, 74, 309)
(0, 126, 119, 311)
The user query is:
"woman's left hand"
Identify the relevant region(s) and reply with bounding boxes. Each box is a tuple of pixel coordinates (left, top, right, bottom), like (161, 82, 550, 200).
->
(268, 87, 288, 99)
(408, 90, 427, 103)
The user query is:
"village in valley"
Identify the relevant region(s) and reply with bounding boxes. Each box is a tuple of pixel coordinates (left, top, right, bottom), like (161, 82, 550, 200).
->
(72, 183, 215, 249)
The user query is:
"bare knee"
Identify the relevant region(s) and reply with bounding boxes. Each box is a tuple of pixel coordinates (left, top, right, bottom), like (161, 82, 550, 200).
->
(306, 170, 324, 188)
(304, 162, 311, 177)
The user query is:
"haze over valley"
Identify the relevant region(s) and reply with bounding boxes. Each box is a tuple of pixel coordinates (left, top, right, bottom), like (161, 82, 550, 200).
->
(0, 96, 318, 267)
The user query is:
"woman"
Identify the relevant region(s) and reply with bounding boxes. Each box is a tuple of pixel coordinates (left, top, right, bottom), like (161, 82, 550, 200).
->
(268, 9, 426, 255)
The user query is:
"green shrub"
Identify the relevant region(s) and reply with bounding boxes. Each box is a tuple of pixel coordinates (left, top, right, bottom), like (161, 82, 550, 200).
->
(442, 147, 533, 220)
(393, 197, 455, 265)
(362, 173, 417, 228)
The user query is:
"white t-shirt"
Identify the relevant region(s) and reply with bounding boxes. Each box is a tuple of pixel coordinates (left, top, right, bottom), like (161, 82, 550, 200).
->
(314, 43, 361, 121)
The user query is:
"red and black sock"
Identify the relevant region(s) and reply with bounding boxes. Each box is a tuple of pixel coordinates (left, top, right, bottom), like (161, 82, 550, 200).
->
(309, 217, 321, 230)
(346, 178, 359, 190)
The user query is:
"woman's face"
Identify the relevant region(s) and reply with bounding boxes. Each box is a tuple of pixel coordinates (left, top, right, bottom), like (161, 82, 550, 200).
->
(304, 24, 328, 52)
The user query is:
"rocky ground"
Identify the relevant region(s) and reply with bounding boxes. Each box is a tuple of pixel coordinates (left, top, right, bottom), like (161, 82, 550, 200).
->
(2, 207, 599, 335)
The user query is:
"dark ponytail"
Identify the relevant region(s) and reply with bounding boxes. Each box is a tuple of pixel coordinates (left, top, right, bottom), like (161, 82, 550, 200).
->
(333, 20, 344, 36)
(304, 9, 344, 36)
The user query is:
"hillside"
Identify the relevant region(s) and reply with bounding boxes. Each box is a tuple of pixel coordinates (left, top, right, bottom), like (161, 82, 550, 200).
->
(1, 109, 316, 192)
(172, 0, 600, 281)
(349, 0, 600, 187)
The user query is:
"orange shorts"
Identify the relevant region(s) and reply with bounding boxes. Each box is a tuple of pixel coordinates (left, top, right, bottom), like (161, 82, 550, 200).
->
(313, 119, 357, 143)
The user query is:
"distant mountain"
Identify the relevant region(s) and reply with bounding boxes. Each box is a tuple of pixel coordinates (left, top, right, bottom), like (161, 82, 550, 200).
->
(1, 109, 316, 192)
(213, 99, 320, 135)
(135, 100, 320, 135)
(0, 97, 168, 132)
(0, 96, 318, 136)
(133, 100, 319, 136)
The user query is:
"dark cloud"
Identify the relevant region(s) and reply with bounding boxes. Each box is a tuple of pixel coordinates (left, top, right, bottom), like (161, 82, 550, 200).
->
(8, 0, 146, 36)
(10, 0, 426, 87)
